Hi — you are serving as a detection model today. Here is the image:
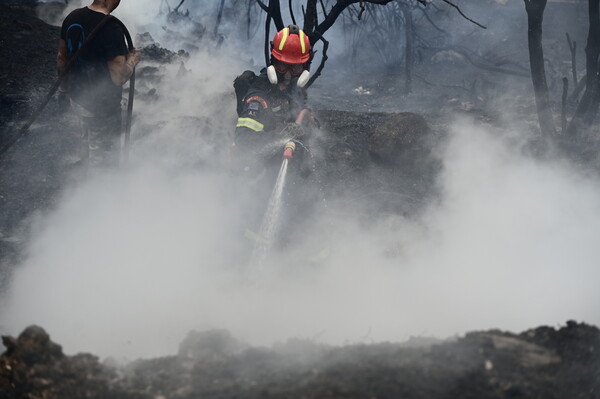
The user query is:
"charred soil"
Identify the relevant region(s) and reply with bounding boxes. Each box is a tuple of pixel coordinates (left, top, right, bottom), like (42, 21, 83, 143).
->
(1, 2, 600, 398)
(1, 322, 599, 399)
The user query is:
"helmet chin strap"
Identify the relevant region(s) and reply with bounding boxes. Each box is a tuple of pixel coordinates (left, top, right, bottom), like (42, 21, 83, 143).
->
(267, 65, 311, 88)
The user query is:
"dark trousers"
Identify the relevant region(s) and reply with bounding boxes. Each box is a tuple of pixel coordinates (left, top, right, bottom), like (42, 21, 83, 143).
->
(72, 101, 122, 168)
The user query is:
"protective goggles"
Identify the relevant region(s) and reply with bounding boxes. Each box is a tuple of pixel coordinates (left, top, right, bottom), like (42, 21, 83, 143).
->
(274, 61, 304, 76)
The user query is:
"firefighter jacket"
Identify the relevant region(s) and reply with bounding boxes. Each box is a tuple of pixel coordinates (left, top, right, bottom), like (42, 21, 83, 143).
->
(235, 70, 307, 141)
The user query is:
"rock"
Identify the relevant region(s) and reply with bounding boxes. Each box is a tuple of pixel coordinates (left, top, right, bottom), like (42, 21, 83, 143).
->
(367, 112, 430, 164)
(1, 325, 63, 365)
(0, 326, 141, 399)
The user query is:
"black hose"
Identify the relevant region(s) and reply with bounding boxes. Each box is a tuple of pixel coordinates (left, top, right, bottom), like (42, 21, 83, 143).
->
(0, 14, 136, 159)
(114, 17, 135, 163)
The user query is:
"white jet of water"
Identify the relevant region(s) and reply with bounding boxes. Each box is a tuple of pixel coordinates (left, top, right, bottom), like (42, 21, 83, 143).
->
(251, 158, 289, 269)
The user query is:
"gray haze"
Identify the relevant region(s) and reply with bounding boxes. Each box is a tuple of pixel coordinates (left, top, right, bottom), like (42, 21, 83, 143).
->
(1, 0, 599, 359)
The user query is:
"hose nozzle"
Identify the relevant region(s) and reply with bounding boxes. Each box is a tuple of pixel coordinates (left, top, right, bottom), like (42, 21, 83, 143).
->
(282, 141, 296, 160)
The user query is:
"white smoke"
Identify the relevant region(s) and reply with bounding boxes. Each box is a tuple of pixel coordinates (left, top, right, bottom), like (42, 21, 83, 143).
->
(2, 115, 600, 359)
(2, 0, 599, 360)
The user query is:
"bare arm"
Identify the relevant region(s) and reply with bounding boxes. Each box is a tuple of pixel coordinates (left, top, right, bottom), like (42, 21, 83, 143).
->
(107, 49, 141, 86)
(57, 39, 69, 91)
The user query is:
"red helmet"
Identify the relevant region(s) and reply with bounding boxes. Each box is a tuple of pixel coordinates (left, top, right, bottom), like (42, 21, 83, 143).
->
(271, 25, 311, 64)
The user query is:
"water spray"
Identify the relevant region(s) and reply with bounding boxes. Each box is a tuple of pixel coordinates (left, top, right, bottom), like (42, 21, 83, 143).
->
(249, 109, 314, 269)
(250, 156, 290, 269)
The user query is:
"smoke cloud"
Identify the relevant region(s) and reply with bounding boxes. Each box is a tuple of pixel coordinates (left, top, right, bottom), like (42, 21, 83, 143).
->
(1, 0, 599, 360)
(2, 115, 599, 359)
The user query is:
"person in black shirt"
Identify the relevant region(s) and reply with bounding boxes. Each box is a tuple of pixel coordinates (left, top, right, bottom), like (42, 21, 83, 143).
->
(57, 0, 140, 167)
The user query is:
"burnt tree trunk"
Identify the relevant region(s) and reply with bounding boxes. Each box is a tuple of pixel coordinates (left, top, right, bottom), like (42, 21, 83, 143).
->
(562, 77, 569, 133)
(568, 0, 600, 134)
(400, 3, 414, 94)
(524, 0, 556, 135)
(566, 33, 578, 88)
(214, 0, 226, 36)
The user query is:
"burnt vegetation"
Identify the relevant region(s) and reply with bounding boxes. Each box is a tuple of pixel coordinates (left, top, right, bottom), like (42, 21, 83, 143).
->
(1, 322, 599, 398)
(1, 0, 600, 397)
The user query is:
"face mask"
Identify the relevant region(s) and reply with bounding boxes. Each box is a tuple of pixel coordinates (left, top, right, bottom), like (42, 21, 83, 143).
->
(267, 65, 311, 87)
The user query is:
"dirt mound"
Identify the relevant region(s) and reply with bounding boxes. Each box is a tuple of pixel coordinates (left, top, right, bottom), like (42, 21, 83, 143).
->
(1, 322, 598, 398)
(0, 326, 132, 398)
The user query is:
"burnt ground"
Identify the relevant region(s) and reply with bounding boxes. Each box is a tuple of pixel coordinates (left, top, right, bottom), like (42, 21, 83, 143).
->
(0, 2, 82, 283)
(1, 1, 600, 397)
(1, 322, 599, 398)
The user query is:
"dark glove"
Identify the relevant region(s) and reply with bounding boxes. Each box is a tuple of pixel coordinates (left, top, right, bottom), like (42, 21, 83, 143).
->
(280, 122, 304, 139)
(57, 91, 70, 113)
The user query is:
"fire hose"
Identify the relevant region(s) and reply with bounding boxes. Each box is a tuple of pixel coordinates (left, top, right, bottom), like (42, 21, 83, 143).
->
(281, 109, 316, 160)
(0, 14, 136, 158)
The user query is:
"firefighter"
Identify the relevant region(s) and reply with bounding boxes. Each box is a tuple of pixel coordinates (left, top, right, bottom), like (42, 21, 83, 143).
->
(231, 24, 317, 179)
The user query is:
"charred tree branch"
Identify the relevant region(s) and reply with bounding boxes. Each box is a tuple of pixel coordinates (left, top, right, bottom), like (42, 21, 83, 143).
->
(439, 0, 487, 29)
(289, 0, 297, 24)
(568, 0, 600, 134)
(305, 33, 329, 89)
(255, 0, 284, 31)
(400, 2, 414, 93)
(264, 13, 272, 66)
(174, 0, 185, 13)
(358, 2, 366, 20)
(319, 0, 328, 18)
(247, 0, 254, 39)
(566, 32, 578, 87)
(314, 0, 394, 41)
(304, 0, 319, 34)
(562, 77, 569, 133)
(214, 0, 226, 36)
(570, 74, 587, 102)
(269, 0, 284, 30)
(524, 0, 556, 135)
(256, 0, 269, 12)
